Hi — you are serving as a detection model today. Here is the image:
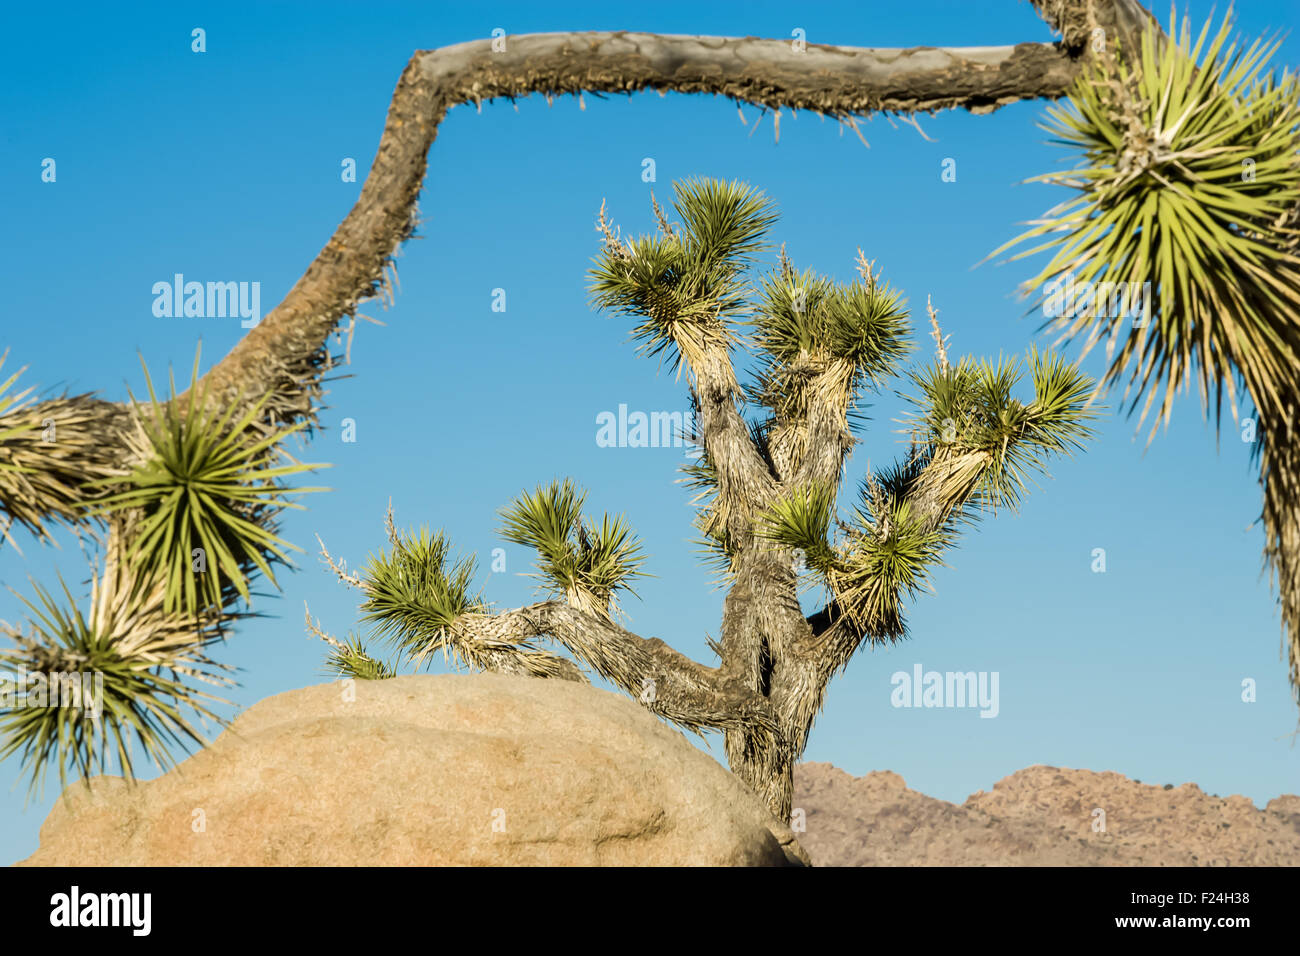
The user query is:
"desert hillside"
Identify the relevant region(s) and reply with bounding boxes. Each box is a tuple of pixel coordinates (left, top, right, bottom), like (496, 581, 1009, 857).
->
(793, 763, 1300, 866)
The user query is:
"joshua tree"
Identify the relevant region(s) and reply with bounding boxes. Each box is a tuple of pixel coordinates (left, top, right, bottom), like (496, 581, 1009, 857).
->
(310, 178, 1096, 817)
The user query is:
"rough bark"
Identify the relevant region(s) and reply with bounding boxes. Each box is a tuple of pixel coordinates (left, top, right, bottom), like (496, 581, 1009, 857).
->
(1030, 0, 1159, 53)
(196, 34, 1081, 425)
(693, 351, 779, 541)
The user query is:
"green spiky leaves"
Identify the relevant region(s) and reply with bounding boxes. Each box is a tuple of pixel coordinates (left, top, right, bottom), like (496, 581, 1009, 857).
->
(0, 352, 38, 544)
(902, 347, 1096, 513)
(758, 483, 839, 574)
(836, 494, 950, 643)
(761, 347, 1095, 642)
(360, 527, 486, 661)
(0, 351, 125, 545)
(2, 347, 329, 793)
(760, 477, 951, 643)
(995, 8, 1300, 435)
(2, 350, 326, 793)
(499, 479, 647, 620)
(751, 255, 913, 472)
(753, 259, 912, 392)
(320, 633, 397, 681)
(672, 177, 779, 270)
(319, 507, 596, 681)
(85, 352, 327, 616)
(0, 567, 233, 797)
(589, 178, 778, 376)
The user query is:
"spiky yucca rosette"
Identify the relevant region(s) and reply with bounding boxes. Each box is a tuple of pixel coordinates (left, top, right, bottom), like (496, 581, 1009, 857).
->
(0, 533, 237, 796)
(84, 351, 328, 617)
(998, 10, 1300, 428)
(995, 8, 1300, 703)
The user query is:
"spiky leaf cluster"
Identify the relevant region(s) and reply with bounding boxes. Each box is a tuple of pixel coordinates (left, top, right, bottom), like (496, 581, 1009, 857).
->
(902, 347, 1096, 512)
(588, 178, 778, 376)
(0, 554, 234, 797)
(761, 347, 1094, 642)
(0, 351, 126, 546)
(749, 255, 912, 474)
(996, 9, 1300, 434)
(329, 511, 590, 682)
(758, 483, 839, 574)
(499, 479, 647, 620)
(321, 633, 397, 681)
(85, 353, 326, 616)
(2, 349, 326, 792)
(752, 259, 912, 409)
(359, 526, 487, 662)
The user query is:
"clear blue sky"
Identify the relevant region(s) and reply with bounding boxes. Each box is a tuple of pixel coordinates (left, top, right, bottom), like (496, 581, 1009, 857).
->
(2, 0, 1297, 864)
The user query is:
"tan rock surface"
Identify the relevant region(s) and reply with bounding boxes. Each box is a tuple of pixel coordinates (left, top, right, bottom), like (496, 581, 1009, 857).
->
(793, 762, 1300, 866)
(22, 673, 805, 866)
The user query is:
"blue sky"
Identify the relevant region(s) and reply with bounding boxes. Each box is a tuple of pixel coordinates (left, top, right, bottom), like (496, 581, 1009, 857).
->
(2, 0, 1297, 863)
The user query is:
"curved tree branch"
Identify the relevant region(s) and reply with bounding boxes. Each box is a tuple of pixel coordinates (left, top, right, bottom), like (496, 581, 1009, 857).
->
(199, 32, 1081, 417)
(12, 3, 1160, 540)
(7, 29, 1095, 529)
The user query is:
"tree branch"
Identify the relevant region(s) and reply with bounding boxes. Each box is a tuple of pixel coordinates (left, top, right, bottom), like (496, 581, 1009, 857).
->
(195, 33, 1082, 421)
(800, 445, 991, 669)
(19, 31, 1082, 447)
(12, 9, 1145, 533)
(691, 354, 780, 541)
(786, 370, 857, 492)
(767, 252, 895, 496)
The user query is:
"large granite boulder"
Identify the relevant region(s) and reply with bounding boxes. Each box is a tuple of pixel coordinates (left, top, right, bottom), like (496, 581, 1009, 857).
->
(21, 673, 806, 866)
